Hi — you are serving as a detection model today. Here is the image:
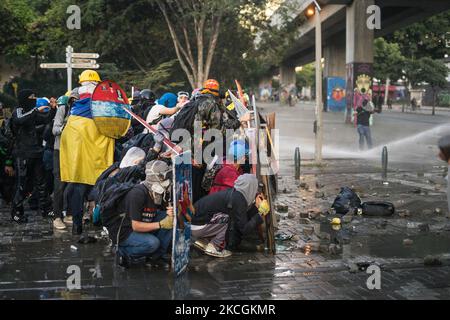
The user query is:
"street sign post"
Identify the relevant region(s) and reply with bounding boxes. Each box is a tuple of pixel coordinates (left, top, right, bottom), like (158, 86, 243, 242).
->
(40, 45, 99, 92)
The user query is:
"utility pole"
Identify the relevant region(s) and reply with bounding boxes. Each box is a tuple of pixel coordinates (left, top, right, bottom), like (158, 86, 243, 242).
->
(313, 2, 323, 163)
(66, 45, 73, 92)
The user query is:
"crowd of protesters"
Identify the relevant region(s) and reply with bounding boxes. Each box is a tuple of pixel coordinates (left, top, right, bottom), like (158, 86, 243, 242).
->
(0, 70, 270, 268)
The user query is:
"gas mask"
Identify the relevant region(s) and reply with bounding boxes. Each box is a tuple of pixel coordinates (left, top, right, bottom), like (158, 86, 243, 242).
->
(151, 179, 171, 205)
(142, 160, 172, 205)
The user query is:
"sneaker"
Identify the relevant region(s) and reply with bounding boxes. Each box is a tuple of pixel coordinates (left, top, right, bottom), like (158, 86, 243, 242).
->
(53, 218, 67, 230)
(204, 243, 232, 258)
(12, 214, 28, 224)
(64, 216, 73, 225)
(193, 239, 209, 252)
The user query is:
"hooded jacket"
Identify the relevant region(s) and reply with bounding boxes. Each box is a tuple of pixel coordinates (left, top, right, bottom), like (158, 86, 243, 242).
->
(11, 89, 53, 158)
(192, 174, 262, 234)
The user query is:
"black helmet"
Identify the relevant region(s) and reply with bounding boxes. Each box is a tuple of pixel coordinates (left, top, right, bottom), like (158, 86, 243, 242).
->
(140, 89, 156, 102)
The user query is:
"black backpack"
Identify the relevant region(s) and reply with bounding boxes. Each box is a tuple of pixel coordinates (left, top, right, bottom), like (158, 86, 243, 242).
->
(170, 99, 199, 137)
(331, 187, 362, 215)
(92, 163, 145, 227)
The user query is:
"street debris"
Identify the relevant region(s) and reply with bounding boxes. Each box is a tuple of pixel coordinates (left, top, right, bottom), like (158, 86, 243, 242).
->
(397, 209, 411, 218)
(276, 205, 288, 213)
(403, 239, 414, 246)
(275, 233, 293, 241)
(424, 255, 443, 266)
(315, 191, 325, 198)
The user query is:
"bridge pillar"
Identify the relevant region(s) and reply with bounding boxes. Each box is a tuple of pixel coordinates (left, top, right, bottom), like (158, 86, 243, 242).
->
(345, 0, 374, 123)
(280, 62, 296, 104)
(323, 34, 346, 112)
(324, 35, 346, 79)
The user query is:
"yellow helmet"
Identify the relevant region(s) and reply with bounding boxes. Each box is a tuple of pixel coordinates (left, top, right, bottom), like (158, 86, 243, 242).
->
(79, 70, 101, 84)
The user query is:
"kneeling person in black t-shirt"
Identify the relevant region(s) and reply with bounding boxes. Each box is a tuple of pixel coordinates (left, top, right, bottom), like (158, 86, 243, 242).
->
(105, 160, 174, 266)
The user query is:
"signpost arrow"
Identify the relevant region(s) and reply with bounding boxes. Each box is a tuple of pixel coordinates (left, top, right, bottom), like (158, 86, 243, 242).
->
(71, 58, 97, 64)
(71, 63, 100, 69)
(40, 63, 69, 69)
(70, 53, 100, 59)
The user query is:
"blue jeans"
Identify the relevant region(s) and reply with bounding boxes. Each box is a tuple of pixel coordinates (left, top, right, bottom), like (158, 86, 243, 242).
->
(357, 125, 373, 150)
(118, 211, 172, 260)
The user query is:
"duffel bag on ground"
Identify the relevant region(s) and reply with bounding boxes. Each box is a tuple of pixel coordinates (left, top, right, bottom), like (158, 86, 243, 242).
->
(361, 201, 395, 216)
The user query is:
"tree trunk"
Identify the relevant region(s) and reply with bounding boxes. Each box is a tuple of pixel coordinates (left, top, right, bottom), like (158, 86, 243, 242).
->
(432, 88, 436, 116)
(384, 77, 390, 106)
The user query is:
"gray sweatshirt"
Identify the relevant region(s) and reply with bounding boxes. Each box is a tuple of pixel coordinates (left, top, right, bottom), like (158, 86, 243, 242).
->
(52, 105, 66, 150)
(234, 174, 258, 207)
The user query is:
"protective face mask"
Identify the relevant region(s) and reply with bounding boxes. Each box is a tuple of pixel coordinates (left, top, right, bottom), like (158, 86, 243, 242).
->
(152, 183, 166, 195)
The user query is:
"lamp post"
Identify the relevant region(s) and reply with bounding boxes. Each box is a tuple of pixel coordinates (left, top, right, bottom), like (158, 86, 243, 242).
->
(306, 1, 323, 163)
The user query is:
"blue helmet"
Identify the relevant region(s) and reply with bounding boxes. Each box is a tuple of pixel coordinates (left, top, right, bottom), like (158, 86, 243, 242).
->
(36, 97, 50, 112)
(228, 140, 250, 161)
(157, 93, 178, 108)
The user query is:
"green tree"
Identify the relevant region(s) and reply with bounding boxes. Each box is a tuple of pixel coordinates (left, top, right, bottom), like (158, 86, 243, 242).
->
(373, 38, 405, 82)
(405, 57, 449, 115)
(296, 63, 315, 92)
(386, 11, 450, 59)
(155, 0, 267, 89)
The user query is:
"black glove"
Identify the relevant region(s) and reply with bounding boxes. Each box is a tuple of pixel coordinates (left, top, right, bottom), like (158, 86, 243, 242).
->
(145, 148, 159, 162)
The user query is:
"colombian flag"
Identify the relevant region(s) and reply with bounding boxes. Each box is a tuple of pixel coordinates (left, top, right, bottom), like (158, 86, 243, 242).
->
(60, 84, 115, 185)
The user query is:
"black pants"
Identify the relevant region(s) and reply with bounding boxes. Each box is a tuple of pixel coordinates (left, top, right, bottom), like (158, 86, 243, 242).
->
(0, 171, 14, 204)
(52, 150, 66, 219)
(11, 157, 49, 217)
(65, 183, 90, 227)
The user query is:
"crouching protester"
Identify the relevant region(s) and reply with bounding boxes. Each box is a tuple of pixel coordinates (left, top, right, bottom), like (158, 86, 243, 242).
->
(191, 174, 270, 258)
(102, 160, 174, 268)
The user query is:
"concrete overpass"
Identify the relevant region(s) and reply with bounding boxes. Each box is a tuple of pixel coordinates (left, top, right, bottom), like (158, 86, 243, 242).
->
(275, 0, 450, 115)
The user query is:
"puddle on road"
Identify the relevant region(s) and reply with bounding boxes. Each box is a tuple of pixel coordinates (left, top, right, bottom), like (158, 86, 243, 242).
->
(346, 233, 450, 259)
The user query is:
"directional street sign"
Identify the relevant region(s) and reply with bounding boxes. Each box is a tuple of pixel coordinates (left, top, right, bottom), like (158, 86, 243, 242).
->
(71, 58, 97, 64)
(39, 45, 100, 91)
(69, 53, 100, 59)
(72, 63, 100, 69)
(40, 63, 69, 69)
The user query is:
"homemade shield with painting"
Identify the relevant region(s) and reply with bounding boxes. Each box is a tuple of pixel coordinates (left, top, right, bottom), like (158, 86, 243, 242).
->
(91, 80, 131, 139)
(172, 151, 193, 276)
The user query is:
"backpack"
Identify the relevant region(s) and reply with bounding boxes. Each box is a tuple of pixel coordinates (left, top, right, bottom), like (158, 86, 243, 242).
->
(170, 99, 199, 137)
(331, 187, 362, 215)
(201, 163, 223, 192)
(98, 180, 135, 224)
(92, 164, 145, 226)
(120, 133, 155, 158)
